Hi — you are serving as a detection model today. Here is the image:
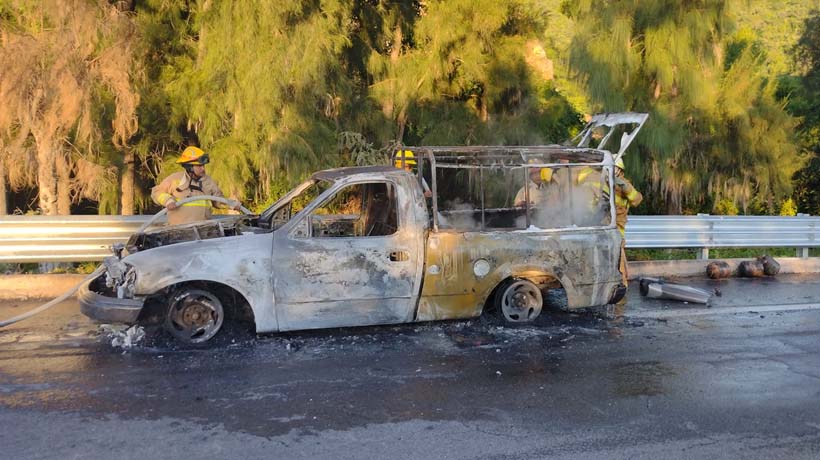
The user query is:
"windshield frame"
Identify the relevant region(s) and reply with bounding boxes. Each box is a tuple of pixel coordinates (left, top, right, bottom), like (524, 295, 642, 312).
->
(259, 178, 334, 227)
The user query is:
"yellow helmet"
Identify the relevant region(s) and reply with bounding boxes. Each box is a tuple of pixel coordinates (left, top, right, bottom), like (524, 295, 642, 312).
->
(176, 146, 209, 165)
(540, 168, 553, 182)
(394, 150, 416, 168)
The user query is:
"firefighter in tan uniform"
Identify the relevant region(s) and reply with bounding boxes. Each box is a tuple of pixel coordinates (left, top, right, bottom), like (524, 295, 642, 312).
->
(151, 146, 240, 226)
(612, 157, 642, 286)
(575, 157, 642, 287)
(514, 167, 558, 207)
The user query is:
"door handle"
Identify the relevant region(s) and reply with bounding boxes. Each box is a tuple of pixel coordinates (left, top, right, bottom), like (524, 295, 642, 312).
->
(388, 251, 409, 262)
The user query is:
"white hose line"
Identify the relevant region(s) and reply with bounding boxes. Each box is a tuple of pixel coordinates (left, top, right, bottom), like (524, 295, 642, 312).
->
(0, 266, 105, 328)
(0, 196, 251, 328)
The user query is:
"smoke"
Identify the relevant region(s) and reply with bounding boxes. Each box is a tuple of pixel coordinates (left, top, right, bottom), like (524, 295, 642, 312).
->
(435, 166, 613, 231)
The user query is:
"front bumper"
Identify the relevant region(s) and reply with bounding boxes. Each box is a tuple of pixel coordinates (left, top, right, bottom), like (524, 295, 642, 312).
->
(78, 275, 145, 323)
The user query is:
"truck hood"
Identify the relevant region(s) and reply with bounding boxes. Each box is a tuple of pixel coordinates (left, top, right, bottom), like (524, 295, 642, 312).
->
(125, 215, 267, 254)
(570, 112, 649, 158)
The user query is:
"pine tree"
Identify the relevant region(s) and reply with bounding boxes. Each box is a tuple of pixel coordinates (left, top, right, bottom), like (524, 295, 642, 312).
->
(564, 0, 802, 214)
(0, 0, 139, 215)
(786, 10, 820, 215)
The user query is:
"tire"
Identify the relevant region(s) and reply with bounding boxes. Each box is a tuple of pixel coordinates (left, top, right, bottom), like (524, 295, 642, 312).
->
(164, 288, 225, 344)
(494, 278, 543, 324)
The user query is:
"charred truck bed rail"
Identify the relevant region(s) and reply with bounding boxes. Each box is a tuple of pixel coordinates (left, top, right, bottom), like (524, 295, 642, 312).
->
(1, 214, 818, 263)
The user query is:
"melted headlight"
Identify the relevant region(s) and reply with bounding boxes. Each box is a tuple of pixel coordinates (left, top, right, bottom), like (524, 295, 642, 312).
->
(102, 256, 137, 299)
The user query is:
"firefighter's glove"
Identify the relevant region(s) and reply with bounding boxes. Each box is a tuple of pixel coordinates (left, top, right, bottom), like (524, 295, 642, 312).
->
(165, 199, 178, 211)
(614, 176, 628, 188)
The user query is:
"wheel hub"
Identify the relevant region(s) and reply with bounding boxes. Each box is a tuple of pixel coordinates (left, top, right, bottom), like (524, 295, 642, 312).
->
(499, 280, 543, 323)
(180, 303, 213, 327)
(165, 289, 225, 344)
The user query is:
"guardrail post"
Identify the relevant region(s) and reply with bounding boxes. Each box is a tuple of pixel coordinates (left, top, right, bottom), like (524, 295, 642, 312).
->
(802, 219, 816, 259)
(696, 214, 712, 260)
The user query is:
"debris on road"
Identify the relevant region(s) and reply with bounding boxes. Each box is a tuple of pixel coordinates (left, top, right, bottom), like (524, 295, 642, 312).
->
(737, 255, 781, 278)
(738, 260, 765, 277)
(639, 277, 712, 305)
(706, 261, 732, 279)
(100, 324, 145, 349)
(758, 255, 781, 276)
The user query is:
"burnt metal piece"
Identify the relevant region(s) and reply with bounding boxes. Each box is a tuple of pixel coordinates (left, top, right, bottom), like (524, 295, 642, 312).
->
(738, 260, 765, 278)
(706, 261, 732, 279)
(639, 277, 712, 305)
(643, 282, 712, 305)
(639, 277, 665, 296)
(126, 215, 259, 253)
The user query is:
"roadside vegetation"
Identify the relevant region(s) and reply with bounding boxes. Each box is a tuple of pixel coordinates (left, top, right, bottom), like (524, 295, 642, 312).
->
(0, 0, 819, 217)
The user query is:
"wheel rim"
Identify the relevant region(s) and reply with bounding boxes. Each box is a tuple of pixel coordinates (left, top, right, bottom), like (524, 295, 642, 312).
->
(165, 289, 224, 344)
(500, 280, 543, 323)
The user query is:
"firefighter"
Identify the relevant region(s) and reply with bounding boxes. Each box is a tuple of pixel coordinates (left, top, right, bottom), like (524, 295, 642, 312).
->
(612, 157, 642, 286)
(395, 150, 432, 198)
(151, 146, 240, 226)
(514, 167, 557, 207)
(574, 158, 641, 287)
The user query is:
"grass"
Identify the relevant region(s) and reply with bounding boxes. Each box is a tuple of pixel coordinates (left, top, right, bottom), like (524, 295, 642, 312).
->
(627, 247, 820, 261)
(0, 262, 100, 275)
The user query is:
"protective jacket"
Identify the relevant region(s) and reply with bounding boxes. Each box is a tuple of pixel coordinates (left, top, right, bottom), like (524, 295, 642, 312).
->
(576, 168, 642, 235)
(612, 177, 642, 235)
(151, 171, 227, 225)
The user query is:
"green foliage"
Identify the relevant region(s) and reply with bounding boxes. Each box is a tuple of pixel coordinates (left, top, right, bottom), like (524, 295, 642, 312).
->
(3, 0, 816, 216)
(783, 10, 820, 216)
(565, 0, 802, 215)
(779, 198, 798, 216)
(145, 0, 582, 205)
(714, 198, 739, 216)
(0, 0, 140, 215)
(734, 0, 820, 75)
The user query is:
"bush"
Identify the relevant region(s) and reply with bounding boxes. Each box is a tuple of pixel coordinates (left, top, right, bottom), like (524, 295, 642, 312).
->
(714, 198, 739, 216)
(779, 198, 798, 216)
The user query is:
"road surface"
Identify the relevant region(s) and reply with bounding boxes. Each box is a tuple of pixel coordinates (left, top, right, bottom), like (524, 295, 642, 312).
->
(1, 274, 820, 459)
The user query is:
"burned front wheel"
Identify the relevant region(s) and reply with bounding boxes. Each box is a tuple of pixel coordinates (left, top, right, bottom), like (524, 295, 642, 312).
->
(164, 288, 224, 344)
(494, 279, 543, 324)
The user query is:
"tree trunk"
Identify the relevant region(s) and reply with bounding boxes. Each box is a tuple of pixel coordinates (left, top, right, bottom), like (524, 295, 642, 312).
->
(56, 153, 71, 215)
(382, 22, 403, 120)
(0, 158, 7, 215)
(120, 148, 135, 215)
(35, 139, 58, 216)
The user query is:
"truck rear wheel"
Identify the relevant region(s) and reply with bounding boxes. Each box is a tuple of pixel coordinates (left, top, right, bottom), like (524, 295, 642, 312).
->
(164, 288, 224, 344)
(494, 278, 543, 324)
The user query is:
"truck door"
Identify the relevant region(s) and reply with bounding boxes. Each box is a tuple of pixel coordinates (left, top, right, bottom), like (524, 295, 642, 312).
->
(274, 180, 424, 330)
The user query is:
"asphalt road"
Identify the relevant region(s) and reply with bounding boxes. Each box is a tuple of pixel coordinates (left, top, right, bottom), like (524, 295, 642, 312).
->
(1, 274, 820, 459)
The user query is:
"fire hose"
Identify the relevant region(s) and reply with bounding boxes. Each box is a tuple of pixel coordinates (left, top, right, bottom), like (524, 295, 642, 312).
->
(0, 196, 251, 328)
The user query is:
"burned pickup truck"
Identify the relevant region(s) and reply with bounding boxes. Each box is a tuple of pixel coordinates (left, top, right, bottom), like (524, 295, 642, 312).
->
(80, 113, 648, 344)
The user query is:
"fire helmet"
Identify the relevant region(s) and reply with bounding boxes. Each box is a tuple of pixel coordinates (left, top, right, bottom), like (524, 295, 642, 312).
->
(394, 150, 416, 167)
(176, 146, 210, 166)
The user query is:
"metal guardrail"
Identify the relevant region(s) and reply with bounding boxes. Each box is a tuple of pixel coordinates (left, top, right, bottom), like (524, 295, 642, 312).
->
(0, 216, 155, 263)
(0, 214, 817, 263)
(626, 215, 819, 258)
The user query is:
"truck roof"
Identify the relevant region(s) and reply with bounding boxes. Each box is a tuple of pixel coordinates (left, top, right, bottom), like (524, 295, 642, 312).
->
(400, 145, 606, 166)
(311, 165, 401, 181)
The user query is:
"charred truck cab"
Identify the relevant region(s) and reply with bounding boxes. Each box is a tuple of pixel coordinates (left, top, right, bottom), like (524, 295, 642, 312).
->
(80, 113, 648, 344)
